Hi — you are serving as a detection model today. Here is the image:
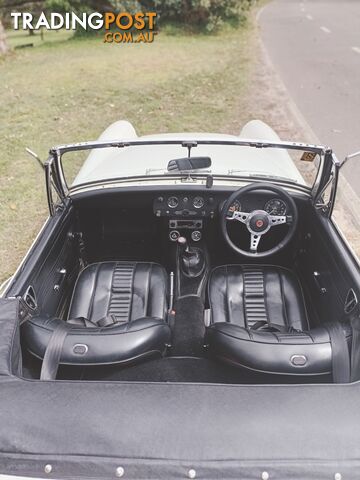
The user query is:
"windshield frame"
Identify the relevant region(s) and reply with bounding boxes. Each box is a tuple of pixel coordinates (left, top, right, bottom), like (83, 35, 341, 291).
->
(49, 137, 333, 198)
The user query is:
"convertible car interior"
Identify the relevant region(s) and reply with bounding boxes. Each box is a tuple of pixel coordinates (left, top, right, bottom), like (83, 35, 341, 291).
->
(7, 182, 356, 385)
(2, 121, 359, 386)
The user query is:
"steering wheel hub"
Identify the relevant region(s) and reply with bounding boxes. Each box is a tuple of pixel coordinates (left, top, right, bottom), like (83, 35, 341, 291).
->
(247, 210, 270, 234)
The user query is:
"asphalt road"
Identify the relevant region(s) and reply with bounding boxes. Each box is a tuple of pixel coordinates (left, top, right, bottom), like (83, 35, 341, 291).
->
(259, 0, 360, 194)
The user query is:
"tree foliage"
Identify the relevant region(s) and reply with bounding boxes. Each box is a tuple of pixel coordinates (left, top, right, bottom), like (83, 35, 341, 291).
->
(139, 0, 254, 31)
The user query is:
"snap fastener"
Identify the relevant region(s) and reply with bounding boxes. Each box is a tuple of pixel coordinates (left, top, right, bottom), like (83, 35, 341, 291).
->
(290, 354, 307, 366)
(116, 466, 125, 477)
(73, 344, 88, 355)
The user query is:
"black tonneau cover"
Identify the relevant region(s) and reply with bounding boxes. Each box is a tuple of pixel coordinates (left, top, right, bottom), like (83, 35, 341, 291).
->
(0, 298, 360, 479)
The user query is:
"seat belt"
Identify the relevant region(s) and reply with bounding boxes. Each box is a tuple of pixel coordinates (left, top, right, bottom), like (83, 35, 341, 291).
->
(40, 315, 119, 380)
(67, 314, 118, 327)
(325, 322, 350, 383)
(252, 320, 299, 334)
(40, 322, 68, 381)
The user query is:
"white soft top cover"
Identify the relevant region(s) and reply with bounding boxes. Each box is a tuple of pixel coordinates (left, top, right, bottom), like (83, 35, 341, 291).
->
(72, 120, 306, 186)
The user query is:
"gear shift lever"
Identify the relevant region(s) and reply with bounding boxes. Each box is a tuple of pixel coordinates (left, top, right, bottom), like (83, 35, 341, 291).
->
(177, 236, 189, 254)
(177, 236, 204, 277)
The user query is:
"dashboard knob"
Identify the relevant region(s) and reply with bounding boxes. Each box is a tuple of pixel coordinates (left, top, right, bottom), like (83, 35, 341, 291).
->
(169, 230, 180, 242)
(191, 230, 202, 242)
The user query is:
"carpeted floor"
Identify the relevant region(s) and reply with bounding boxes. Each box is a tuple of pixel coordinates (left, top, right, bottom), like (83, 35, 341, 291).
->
(171, 296, 206, 357)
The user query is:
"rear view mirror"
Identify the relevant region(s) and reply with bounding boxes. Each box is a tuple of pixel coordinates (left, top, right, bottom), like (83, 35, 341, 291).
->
(167, 156, 211, 172)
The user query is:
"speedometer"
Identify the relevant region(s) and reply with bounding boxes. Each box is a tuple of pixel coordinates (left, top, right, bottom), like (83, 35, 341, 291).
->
(264, 199, 287, 216)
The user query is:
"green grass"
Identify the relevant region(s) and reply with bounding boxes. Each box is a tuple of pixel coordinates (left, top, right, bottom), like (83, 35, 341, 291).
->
(0, 25, 255, 282)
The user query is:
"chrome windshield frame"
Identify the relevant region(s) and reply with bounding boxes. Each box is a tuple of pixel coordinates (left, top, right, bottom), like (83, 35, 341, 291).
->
(49, 137, 332, 198)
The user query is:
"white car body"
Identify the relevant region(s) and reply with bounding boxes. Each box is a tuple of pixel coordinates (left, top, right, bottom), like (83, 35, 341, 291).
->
(73, 119, 306, 187)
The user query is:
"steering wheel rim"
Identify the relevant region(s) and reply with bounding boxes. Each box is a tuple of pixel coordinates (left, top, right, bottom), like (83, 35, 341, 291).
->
(221, 183, 298, 258)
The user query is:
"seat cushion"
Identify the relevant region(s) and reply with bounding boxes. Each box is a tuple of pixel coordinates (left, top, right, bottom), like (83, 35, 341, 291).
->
(208, 265, 309, 331)
(69, 261, 168, 324)
(24, 261, 171, 366)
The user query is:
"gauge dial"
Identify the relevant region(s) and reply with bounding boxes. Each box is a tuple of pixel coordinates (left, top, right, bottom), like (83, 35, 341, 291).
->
(167, 196, 179, 209)
(227, 200, 242, 217)
(193, 196, 205, 209)
(264, 198, 287, 216)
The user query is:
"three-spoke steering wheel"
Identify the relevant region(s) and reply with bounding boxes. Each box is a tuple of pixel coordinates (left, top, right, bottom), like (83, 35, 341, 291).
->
(221, 183, 298, 258)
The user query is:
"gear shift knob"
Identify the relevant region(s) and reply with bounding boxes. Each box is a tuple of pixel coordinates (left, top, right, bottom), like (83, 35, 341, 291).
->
(177, 236, 187, 248)
(177, 236, 191, 256)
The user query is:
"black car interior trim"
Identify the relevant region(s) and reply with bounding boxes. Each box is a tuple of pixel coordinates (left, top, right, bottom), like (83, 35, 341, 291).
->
(2, 182, 358, 384)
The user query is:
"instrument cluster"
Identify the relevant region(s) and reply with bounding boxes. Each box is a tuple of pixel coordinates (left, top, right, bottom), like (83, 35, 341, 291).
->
(227, 197, 288, 217)
(153, 195, 215, 218)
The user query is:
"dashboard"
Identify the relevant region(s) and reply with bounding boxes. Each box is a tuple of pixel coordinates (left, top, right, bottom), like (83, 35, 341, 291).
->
(153, 192, 290, 242)
(153, 194, 289, 218)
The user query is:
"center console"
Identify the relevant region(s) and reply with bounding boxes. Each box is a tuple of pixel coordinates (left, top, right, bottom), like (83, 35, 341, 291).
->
(153, 194, 215, 244)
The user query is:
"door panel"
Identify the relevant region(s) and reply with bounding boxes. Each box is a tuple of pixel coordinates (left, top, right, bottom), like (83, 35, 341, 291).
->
(7, 206, 80, 319)
(297, 206, 360, 326)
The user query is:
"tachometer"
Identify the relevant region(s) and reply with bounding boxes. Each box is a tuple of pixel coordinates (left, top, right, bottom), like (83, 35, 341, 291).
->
(264, 198, 287, 216)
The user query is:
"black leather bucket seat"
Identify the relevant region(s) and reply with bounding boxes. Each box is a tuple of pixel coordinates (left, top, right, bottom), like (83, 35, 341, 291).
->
(206, 265, 350, 376)
(24, 262, 171, 367)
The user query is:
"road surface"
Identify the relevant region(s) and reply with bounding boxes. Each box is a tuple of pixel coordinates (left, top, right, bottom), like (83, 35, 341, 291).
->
(259, 0, 360, 194)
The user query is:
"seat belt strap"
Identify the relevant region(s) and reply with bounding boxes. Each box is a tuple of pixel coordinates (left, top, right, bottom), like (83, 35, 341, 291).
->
(325, 322, 350, 383)
(40, 323, 68, 381)
(67, 317, 98, 327)
(96, 314, 118, 327)
(67, 315, 118, 328)
(251, 320, 299, 334)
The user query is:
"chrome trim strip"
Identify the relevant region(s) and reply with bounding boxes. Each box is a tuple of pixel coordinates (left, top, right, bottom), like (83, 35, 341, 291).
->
(50, 137, 330, 155)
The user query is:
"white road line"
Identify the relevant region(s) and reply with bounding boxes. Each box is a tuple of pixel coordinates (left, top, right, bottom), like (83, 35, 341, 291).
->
(306, 14, 313, 20)
(352, 46, 360, 54)
(320, 26, 331, 34)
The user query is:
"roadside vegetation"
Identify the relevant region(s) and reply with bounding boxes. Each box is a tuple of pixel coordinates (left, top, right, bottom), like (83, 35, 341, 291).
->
(0, 19, 256, 281)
